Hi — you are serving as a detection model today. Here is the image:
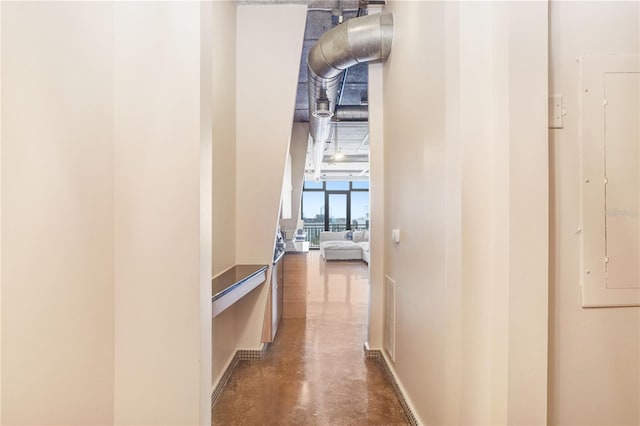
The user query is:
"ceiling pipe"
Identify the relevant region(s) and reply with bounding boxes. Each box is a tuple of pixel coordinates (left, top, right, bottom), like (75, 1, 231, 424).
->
(336, 0, 367, 107)
(323, 154, 369, 162)
(307, 12, 394, 180)
(335, 105, 369, 121)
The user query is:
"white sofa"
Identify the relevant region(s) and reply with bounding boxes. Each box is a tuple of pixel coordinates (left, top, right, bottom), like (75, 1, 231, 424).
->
(319, 230, 369, 263)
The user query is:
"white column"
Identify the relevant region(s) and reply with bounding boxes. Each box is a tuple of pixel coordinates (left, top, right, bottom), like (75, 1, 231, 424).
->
(199, 2, 214, 423)
(505, 2, 549, 423)
(367, 59, 384, 348)
(458, 2, 548, 424)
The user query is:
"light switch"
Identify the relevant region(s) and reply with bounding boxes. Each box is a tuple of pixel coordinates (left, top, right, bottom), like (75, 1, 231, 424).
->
(392, 229, 400, 243)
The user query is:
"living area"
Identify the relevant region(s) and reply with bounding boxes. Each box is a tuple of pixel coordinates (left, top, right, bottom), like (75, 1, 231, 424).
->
(299, 179, 370, 255)
(319, 229, 370, 263)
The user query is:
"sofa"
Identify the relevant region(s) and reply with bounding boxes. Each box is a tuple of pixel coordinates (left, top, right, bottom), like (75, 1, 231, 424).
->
(319, 230, 370, 263)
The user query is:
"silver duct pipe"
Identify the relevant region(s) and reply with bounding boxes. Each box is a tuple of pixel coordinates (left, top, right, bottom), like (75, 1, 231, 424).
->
(335, 105, 369, 121)
(323, 154, 369, 163)
(308, 12, 394, 180)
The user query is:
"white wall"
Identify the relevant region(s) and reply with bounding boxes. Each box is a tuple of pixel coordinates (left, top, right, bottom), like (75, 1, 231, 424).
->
(235, 4, 306, 264)
(382, 4, 448, 423)
(1, 3, 115, 424)
(234, 4, 306, 348)
(379, 1, 548, 424)
(549, 2, 640, 424)
(368, 58, 384, 349)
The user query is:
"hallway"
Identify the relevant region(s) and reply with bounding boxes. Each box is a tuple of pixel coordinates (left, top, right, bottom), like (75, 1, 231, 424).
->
(211, 252, 409, 425)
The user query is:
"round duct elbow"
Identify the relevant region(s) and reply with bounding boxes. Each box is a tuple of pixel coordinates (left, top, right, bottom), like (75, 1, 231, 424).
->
(307, 12, 394, 178)
(308, 12, 394, 79)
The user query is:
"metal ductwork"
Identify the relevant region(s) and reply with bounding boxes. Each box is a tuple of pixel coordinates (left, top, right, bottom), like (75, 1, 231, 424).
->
(308, 12, 394, 180)
(335, 105, 369, 121)
(324, 153, 369, 163)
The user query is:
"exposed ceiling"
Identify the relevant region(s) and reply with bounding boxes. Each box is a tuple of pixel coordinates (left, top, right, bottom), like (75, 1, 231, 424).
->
(291, 1, 372, 181)
(239, 1, 374, 180)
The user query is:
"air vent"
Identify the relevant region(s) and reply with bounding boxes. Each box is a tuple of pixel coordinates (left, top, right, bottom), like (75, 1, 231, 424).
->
(384, 275, 397, 362)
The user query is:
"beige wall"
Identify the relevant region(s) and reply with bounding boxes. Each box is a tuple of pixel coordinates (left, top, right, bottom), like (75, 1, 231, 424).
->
(0, 4, 2, 419)
(2, 3, 212, 424)
(1, 3, 115, 424)
(211, 3, 306, 386)
(199, 2, 214, 422)
(112, 3, 209, 424)
(211, 0, 239, 390)
(234, 4, 306, 349)
(379, 1, 548, 424)
(549, 2, 640, 425)
(212, 0, 237, 278)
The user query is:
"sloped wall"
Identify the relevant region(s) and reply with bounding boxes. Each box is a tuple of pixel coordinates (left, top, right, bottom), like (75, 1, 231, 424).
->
(280, 122, 309, 236)
(235, 4, 306, 264)
(234, 4, 307, 348)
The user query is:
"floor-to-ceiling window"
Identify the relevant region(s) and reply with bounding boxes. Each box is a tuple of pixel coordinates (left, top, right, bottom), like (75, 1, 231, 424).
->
(301, 180, 369, 248)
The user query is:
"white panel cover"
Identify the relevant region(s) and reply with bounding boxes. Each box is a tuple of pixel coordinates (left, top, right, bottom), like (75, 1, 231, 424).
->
(580, 55, 640, 307)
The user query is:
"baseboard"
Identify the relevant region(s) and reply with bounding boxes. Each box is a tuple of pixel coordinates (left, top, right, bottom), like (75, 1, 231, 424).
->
(211, 343, 270, 408)
(237, 342, 269, 360)
(363, 341, 381, 358)
(212, 341, 419, 424)
(364, 343, 421, 426)
(210, 353, 239, 408)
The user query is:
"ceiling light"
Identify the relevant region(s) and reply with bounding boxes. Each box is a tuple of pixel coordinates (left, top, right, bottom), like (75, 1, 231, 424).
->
(334, 148, 345, 161)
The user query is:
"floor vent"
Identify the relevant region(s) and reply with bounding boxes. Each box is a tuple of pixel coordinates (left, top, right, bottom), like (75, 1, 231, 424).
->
(237, 343, 269, 360)
(363, 342, 381, 359)
(384, 275, 397, 362)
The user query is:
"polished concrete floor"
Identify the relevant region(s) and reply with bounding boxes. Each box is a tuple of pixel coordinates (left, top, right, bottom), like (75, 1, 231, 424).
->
(212, 251, 409, 425)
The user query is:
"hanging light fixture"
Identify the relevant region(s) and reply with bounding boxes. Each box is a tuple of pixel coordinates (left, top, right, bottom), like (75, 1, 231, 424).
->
(312, 96, 333, 119)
